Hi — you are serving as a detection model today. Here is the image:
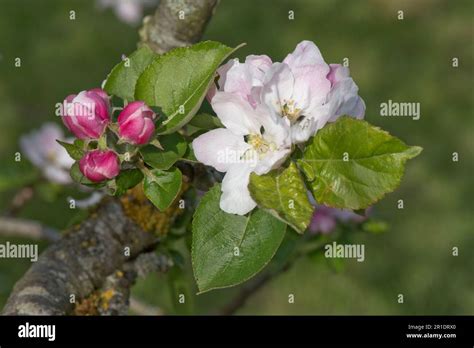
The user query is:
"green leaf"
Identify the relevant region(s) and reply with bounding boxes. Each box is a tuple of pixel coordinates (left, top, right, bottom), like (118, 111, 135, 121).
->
(104, 46, 157, 101)
(298, 117, 422, 210)
(143, 167, 182, 211)
(187, 113, 223, 130)
(140, 133, 187, 170)
(249, 162, 313, 234)
(115, 168, 143, 196)
(56, 140, 84, 160)
(192, 184, 286, 293)
(135, 41, 243, 134)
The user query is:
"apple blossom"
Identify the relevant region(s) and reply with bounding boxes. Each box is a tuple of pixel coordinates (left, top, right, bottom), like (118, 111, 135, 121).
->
(193, 92, 291, 215)
(309, 205, 368, 234)
(79, 150, 120, 182)
(61, 88, 111, 140)
(20, 123, 75, 184)
(207, 55, 273, 108)
(118, 101, 156, 145)
(216, 41, 365, 144)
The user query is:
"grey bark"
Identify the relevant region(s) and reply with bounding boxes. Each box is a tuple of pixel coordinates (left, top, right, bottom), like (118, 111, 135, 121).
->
(2, 200, 158, 315)
(140, 0, 219, 53)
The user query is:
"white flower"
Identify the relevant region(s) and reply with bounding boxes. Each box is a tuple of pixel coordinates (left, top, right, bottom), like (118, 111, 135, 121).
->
(20, 123, 74, 184)
(193, 92, 291, 215)
(207, 54, 273, 108)
(215, 41, 366, 144)
(97, 0, 158, 25)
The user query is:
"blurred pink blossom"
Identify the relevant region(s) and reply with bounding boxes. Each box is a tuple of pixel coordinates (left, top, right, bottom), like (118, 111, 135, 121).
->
(20, 123, 75, 184)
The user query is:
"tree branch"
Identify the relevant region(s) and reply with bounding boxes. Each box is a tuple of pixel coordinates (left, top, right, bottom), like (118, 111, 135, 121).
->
(2, 199, 158, 315)
(0, 217, 60, 242)
(139, 0, 219, 53)
(2, 0, 219, 316)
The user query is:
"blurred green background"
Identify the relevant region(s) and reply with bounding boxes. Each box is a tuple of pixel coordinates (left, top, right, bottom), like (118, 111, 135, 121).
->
(0, 0, 472, 314)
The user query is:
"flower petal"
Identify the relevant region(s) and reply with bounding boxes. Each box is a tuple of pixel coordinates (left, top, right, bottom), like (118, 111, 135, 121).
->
(220, 164, 256, 215)
(261, 63, 294, 115)
(211, 92, 262, 136)
(283, 40, 327, 69)
(192, 128, 251, 173)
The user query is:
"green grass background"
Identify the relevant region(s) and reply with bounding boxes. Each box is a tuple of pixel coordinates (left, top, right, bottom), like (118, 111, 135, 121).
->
(0, 0, 472, 314)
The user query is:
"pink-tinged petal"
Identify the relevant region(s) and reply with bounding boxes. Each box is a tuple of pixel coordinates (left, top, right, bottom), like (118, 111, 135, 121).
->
(283, 40, 326, 69)
(211, 92, 261, 136)
(117, 101, 145, 123)
(291, 63, 331, 112)
(206, 83, 217, 103)
(261, 63, 294, 115)
(192, 128, 251, 173)
(326, 64, 349, 86)
(135, 117, 155, 144)
(245, 54, 272, 84)
(309, 207, 337, 234)
(220, 164, 256, 215)
(88, 88, 109, 100)
(327, 76, 365, 122)
(216, 58, 239, 91)
(118, 101, 156, 145)
(86, 90, 111, 121)
(221, 61, 253, 102)
(79, 150, 120, 182)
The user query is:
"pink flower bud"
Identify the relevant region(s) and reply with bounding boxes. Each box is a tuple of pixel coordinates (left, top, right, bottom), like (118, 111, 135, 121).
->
(118, 101, 156, 145)
(79, 150, 120, 182)
(61, 88, 111, 139)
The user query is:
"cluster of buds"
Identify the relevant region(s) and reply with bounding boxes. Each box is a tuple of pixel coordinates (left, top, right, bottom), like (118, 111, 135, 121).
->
(61, 88, 157, 182)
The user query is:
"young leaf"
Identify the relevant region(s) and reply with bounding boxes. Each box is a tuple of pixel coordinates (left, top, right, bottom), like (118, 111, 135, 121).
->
(298, 117, 423, 210)
(192, 184, 286, 293)
(143, 167, 182, 211)
(135, 41, 244, 134)
(249, 162, 313, 234)
(104, 45, 157, 101)
(115, 168, 143, 196)
(56, 140, 84, 160)
(140, 133, 187, 170)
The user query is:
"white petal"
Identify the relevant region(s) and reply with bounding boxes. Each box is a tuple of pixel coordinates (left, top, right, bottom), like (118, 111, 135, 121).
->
(283, 40, 327, 69)
(327, 77, 366, 122)
(211, 92, 261, 136)
(253, 105, 291, 148)
(192, 128, 250, 173)
(254, 148, 291, 175)
(261, 63, 294, 115)
(291, 64, 330, 112)
(220, 164, 256, 215)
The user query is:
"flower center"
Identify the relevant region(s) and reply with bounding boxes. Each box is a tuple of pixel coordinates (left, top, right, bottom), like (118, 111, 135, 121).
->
(244, 134, 277, 161)
(280, 99, 302, 123)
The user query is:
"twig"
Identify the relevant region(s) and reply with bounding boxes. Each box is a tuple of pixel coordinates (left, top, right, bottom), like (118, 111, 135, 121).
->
(0, 217, 60, 242)
(218, 242, 329, 315)
(5, 186, 34, 216)
(129, 296, 164, 316)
